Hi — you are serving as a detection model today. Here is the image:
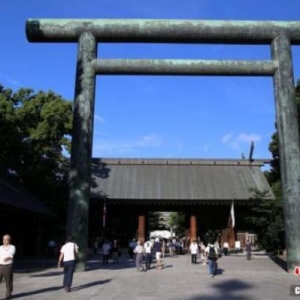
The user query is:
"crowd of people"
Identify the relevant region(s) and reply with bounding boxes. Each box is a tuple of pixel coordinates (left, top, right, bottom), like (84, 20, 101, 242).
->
(0, 234, 253, 298)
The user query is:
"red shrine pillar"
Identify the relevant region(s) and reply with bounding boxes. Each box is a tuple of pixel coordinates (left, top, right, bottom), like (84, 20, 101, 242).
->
(190, 215, 197, 242)
(138, 214, 146, 243)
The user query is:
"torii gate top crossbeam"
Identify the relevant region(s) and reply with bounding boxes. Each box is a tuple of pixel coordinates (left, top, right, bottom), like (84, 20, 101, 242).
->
(26, 19, 300, 44)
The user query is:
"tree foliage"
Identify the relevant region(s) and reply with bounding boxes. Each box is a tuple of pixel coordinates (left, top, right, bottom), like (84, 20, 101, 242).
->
(245, 188, 284, 251)
(149, 212, 167, 231)
(169, 212, 186, 236)
(0, 84, 73, 218)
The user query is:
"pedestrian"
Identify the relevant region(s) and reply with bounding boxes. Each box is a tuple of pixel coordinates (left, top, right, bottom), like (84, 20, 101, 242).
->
(101, 240, 111, 265)
(58, 236, 79, 293)
(128, 239, 136, 259)
(189, 240, 198, 264)
(205, 240, 219, 278)
(153, 238, 163, 270)
(167, 239, 174, 257)
(93, 237, 99, 256)
(162, 239, 166, 258)
(246, 240, 252, 260)
(144, 240, 152, 270)
(134, 241, 144, 272)
(111, 240, 120, 263)
(48, 239, 56, 257)
(223, 241, 230, 256)
(0, 234, 16, 299)
(199, 241, 206, 264)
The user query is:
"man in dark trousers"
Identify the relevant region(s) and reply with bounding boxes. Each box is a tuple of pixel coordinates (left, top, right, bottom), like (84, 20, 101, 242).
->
(153, 238, 162, 270)
(0, 234, 16, 299)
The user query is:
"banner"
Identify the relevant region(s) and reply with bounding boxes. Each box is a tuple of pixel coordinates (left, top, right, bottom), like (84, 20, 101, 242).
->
(103, 201, 106, 228)
(230, 200, 235, 228)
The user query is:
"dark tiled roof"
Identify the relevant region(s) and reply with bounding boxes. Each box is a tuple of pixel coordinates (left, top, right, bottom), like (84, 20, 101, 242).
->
(0, 178, 53, 216)
(91, 158, 274, 201)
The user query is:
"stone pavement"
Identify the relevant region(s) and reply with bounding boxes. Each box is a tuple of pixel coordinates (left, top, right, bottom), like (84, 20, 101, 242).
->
(1, 254, 300, 300)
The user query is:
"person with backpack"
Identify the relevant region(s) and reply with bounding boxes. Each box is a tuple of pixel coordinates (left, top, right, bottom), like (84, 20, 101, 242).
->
(205, 240, 219, 278)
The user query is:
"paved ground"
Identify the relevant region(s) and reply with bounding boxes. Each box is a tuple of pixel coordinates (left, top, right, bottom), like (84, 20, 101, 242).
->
(1, 253, 300, 300)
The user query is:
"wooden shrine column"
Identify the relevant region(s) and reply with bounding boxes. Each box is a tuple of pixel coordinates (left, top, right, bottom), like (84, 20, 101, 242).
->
(138, 214, 146, 243)
(190, 215, 197, 242)
(228, 227, 236, 249)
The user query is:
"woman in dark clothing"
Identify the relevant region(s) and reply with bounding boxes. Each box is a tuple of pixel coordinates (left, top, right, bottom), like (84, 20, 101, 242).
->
(111, 240, 120, 263)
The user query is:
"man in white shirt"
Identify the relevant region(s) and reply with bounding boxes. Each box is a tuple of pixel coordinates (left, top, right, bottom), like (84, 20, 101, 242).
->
(144, 241, 152, 270)
(223, 241, 230, 256)
(189, 240, 199, 264)
(58, 236, 79, 293)
(0, 234, 16, 299)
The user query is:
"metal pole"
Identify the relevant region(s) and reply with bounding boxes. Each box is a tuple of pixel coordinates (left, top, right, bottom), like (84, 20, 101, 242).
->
(67, 32, 97, 271)
(271, 34, 300, 272)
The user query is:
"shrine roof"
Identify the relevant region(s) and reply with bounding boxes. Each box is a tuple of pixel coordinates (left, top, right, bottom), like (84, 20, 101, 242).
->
(91, 158, 274, 202)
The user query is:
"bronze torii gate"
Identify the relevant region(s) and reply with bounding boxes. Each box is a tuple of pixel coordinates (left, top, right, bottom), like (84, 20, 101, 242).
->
(26, 19, 300, 272)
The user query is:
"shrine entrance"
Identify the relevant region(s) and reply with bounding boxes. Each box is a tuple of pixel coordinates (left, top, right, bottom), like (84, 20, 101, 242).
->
(90, 157, 273, 250)
(26, 19, 300, 272)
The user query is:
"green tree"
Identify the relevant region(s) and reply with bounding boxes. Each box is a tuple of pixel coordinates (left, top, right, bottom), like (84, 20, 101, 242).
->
(0, 84, 72, 218)
(245, 188, 284, 251)
(149, 212, 165, 231)
(169, 212, 186, 236)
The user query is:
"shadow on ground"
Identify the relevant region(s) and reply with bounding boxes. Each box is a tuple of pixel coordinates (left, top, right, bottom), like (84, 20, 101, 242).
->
(187, 279, 255, 300)
(268, 254, 287, 272)
(72, 279, 112, 291)
(11, 279, 112, 298)
(30, 270, 62, 277)
(86, 256, 174, 271)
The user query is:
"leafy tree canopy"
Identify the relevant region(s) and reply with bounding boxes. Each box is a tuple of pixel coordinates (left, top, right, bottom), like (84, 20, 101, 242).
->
(0, 84, 73, 218)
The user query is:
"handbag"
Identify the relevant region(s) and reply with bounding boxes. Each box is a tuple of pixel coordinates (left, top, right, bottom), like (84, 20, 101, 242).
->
(74, 243, 79, 263)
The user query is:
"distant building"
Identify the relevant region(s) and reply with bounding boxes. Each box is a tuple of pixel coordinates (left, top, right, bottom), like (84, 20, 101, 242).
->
(90, 158, 274, 246)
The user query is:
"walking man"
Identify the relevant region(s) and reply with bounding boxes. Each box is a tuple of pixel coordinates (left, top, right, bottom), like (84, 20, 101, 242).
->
(153, 238, 163, 270)
(0, 234, 16, 299)
(205, 240, 219, 278)
(101, 240, 111, 265)
(134, 241, 144, 272)
(189, 240, 198, 264)
(223, 241, 230, 256)
(58, 236, 79, 293)
(144, 240, 152, 270)
(246, 240, 252, 260)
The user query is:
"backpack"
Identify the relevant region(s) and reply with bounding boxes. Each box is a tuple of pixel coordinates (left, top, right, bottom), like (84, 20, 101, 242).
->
(208, 246, 217, 261)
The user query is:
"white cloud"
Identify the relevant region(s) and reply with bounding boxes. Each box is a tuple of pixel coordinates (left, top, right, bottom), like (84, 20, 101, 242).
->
(237, 133, 262, 143)
(135, 134, 162, 147)
(93, 134, 163, 156)
(221, 133, 232, 144)
(94, 115, 105, 123)
(222, 132, 262, 151)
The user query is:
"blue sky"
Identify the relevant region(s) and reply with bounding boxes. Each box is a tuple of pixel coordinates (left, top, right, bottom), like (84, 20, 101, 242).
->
(2, 0, 300, 160)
